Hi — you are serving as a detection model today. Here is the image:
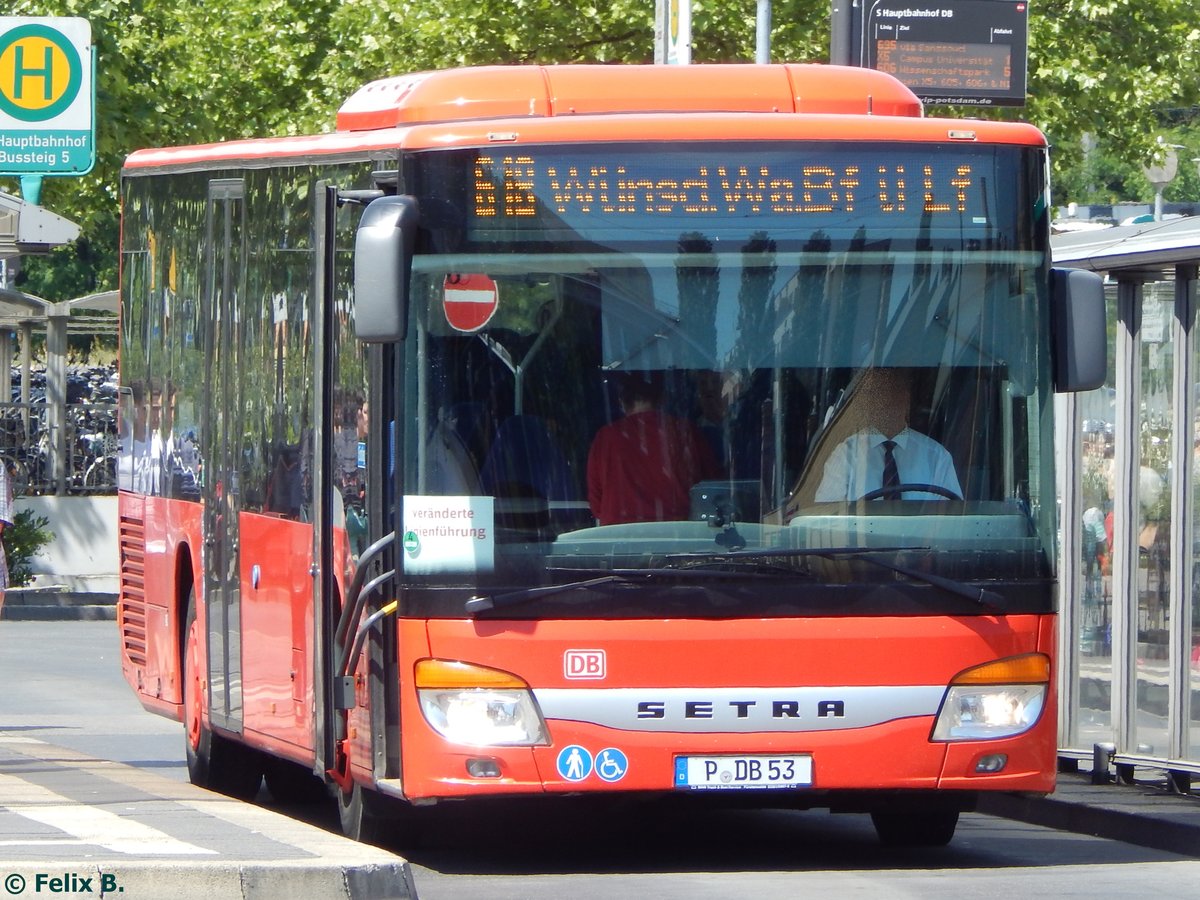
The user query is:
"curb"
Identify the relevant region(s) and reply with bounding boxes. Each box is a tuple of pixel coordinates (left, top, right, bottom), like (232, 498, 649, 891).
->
(2, 589, 117, 621)
(978, 785, 1200, 858)
(3, 604, 116, 621)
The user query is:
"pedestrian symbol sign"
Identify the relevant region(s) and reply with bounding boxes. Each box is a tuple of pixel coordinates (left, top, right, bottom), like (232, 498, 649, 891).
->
(556, 745, 592, 782)
(0, 17, 94, 176)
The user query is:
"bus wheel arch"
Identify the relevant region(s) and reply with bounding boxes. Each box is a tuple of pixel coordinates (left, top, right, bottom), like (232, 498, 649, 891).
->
(174, 549, 196, 708)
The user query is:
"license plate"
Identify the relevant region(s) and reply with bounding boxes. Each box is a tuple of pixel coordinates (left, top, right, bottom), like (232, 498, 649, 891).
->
(674, 755, 813, 790)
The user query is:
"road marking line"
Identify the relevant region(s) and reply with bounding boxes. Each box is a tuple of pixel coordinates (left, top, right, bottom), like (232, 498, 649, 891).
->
(0, 773, 216, 856)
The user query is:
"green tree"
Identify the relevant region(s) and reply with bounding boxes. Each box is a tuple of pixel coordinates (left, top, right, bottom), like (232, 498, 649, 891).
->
(1024, 1, 1200, 206)
(3, 508, 54, 588)
(4, 0, 342, 299)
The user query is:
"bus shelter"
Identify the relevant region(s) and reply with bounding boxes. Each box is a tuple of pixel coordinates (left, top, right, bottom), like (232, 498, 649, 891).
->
(0, 286, 118, 495)
(1054, 216, 1200, 789)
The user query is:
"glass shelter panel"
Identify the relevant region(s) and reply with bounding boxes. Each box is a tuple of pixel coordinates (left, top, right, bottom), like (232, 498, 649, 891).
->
(1136, 282, 1174, 758)
(1076, 290, 1117, 749)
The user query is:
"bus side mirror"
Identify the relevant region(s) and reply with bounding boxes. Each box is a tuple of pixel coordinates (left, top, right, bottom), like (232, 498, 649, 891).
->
(1050, 267, 1107, 393)
(354, 195, 419, 342)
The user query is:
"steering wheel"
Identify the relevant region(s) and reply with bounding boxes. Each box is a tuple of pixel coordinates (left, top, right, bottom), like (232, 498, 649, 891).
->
(859, 482, 962, 502)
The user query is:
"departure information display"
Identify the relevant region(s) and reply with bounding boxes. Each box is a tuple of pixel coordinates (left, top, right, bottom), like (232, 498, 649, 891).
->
(849, 1, 1029, 106)
(875, 40, 1012, 93)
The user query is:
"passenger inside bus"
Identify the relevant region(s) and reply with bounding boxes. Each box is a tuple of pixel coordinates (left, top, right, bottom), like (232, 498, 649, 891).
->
(813, 367, 962, 502)
(586, 371, 721, 525)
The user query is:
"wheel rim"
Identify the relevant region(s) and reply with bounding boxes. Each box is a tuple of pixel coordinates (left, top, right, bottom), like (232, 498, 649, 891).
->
(184, 614, 203, 752)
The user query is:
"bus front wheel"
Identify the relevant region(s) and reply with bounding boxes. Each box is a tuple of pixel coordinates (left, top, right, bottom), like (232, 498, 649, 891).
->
(337, 781, 403, 846)
(182, 592, 264, 800)
(871, 810, 959, 847)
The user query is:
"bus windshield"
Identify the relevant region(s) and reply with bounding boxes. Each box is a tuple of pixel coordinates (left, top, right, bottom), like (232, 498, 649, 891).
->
(395, 141, 1055, 617)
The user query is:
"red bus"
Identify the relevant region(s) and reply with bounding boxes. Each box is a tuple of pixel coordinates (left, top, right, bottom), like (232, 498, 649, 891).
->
(117, 64, 1105, 846)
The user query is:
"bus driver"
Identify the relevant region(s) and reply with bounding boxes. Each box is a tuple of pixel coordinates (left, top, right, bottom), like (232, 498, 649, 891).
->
(814, 367, 962, 502)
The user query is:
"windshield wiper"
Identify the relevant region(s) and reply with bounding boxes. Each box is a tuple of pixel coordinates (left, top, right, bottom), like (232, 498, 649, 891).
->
(465, 563, 799, 615)
(466, 575, 631, 615)
(664, 546, 1003, 606)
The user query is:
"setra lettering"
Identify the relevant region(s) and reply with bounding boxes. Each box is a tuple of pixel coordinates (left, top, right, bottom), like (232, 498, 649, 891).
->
(636, 698, 847, 720)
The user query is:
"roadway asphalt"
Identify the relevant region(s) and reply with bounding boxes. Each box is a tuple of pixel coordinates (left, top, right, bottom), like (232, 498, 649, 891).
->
(6, 595, 1199, 871)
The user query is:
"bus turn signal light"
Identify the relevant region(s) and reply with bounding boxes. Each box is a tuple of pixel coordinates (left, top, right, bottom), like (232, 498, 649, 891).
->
(948, 652, 1050, 686)
(415, 658, 531, 690)
(931, 653, 1049, 742)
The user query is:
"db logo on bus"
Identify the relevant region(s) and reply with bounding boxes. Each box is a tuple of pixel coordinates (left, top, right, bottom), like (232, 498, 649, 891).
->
(564, 649, 606, 680)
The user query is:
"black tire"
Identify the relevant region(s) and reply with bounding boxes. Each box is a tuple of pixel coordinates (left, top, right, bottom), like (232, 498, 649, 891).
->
(182, 592, 264, 800)
(83, 457, 115, 491)
(264, 757, 328, 805)
(871, 810, 959, 847)
(337, 780, 401, 846)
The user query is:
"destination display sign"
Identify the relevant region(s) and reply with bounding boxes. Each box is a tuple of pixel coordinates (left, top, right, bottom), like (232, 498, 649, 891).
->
(850, 1, 1028, 107)
(455, 144, 1018, 243)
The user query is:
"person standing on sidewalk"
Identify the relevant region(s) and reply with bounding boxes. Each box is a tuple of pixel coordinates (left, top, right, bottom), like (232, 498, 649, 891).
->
(0, 462, 13, 618)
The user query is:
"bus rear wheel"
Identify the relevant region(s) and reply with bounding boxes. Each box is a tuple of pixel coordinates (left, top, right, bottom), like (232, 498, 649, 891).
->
(871, 810, 959, 847)
(182, 593, 263, 800)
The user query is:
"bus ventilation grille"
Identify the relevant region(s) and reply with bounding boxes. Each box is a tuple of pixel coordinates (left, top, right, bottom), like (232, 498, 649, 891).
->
(118, 514, 148, 667)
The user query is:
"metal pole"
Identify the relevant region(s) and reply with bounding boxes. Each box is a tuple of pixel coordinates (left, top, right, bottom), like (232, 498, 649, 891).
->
(756, 0, 772, 64)
(830, 0, 853, 66)
(46, 309, 68, 495)
(1167, 264, 1197, 762)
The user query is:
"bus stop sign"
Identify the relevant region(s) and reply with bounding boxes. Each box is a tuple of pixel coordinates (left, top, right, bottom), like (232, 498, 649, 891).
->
(0, 17, 95, 176)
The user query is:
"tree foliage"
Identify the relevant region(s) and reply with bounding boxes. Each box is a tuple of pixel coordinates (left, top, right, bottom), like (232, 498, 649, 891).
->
(3, 0, 1198, 298)
(1024, 0, 1200, 203)
(3, 508, 54, 587)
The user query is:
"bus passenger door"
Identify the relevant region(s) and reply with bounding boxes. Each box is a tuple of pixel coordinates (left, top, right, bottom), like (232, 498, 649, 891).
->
(202, 178, 246, 736)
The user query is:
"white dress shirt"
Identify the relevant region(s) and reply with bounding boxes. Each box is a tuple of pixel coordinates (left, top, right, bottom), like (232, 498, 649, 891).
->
(815, 427, 962, 501)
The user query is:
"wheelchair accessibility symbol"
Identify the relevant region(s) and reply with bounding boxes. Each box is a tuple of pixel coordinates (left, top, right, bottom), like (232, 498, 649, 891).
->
(595, 748, 628, 783)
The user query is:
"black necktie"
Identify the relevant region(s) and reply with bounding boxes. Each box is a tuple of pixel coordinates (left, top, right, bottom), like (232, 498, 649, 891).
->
(881, 440, 900, 491)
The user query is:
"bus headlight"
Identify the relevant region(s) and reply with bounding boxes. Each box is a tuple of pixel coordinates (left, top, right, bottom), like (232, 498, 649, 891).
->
(931, 653, 1049, 742)
(415, 659, 548, 747)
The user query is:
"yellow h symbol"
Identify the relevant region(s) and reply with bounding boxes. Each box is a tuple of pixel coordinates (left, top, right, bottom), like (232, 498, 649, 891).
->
(14, 43, 53, 101)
